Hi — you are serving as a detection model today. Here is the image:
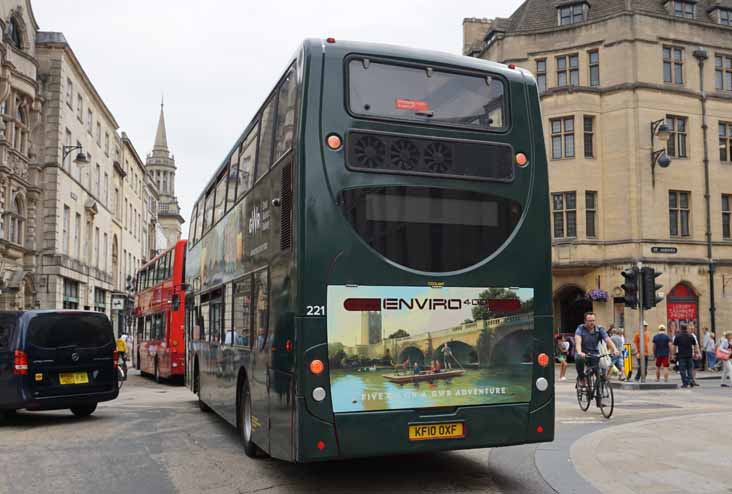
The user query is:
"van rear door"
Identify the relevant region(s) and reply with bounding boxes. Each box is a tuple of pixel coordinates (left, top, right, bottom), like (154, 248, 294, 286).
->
(25, 312, 116, 398)
(0, 313, 19, 408)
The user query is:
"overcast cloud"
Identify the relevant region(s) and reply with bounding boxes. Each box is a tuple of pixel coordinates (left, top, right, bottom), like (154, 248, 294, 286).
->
(32, 0, 523, 231)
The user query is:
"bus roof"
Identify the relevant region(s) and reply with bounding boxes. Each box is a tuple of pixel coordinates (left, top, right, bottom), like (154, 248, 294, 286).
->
(139, 239, 187, 272)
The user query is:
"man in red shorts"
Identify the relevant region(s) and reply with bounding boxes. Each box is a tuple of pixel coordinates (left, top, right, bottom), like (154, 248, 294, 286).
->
(652, 324, 672, 382)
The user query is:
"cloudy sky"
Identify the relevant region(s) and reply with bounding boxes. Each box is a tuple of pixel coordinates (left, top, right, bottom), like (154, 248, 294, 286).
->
(33, 0, 523, 232)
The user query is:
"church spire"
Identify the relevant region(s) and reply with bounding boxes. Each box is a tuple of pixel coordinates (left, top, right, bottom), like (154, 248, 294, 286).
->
(153, 98, 168, 152)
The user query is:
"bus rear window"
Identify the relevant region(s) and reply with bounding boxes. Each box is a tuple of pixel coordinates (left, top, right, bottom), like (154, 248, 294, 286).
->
(348, 59, 506, 130)
(28, 313, 114, 349)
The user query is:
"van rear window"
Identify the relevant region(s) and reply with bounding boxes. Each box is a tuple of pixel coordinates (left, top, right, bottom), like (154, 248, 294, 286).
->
(0, 313, 17, 348)
(28, 313, 114, 349)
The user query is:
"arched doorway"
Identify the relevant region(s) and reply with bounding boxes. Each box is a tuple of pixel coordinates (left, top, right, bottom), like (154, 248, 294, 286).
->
(666, 283, 699, 337)
(556, 285, 592, 333)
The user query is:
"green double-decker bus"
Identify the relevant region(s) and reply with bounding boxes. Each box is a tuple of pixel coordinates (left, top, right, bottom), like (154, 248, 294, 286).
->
(185, 38, 553, 462)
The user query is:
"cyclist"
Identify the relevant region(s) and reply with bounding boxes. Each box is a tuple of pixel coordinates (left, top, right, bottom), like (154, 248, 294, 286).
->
(575, 312, 620, 385)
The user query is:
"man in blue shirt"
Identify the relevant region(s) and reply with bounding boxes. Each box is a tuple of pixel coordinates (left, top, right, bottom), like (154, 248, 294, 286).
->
(575, 312, 620, 382)
(652, 324, 672, 382)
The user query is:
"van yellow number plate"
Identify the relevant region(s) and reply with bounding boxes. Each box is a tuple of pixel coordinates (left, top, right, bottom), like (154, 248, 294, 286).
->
(59, 372, 89, 385)
(408, 422, 465, 441)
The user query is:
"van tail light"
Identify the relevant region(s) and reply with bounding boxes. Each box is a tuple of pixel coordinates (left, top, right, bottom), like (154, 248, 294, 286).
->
(14, 350, 28, 375)
(113, 350, 118, 369)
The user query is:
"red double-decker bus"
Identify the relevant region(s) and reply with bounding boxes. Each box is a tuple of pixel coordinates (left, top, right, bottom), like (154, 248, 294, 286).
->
(134, 240, 187, 382)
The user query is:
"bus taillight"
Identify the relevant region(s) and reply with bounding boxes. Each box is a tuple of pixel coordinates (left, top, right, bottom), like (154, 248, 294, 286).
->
(309, 360, 325, 375)
(113, 350, 119, 370)
(537, 353, 549, 367)
(317, 440, 326, 450)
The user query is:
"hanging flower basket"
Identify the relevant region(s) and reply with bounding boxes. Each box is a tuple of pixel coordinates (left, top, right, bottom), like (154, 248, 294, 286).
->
(587, 289, 609, 302)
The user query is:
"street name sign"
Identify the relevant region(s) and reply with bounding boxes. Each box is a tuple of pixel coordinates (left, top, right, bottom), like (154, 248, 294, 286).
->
(651, 246, 677, 254)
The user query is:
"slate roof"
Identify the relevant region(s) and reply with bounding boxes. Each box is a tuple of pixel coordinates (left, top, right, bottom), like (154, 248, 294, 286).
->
(493, 0, 732, 34)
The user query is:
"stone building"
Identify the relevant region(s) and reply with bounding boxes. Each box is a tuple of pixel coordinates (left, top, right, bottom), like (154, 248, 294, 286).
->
(145, 103, 183, 249)
(464, 1, 732, 336)
(0, 1, 41, 310)
(35, 31, 121, 313)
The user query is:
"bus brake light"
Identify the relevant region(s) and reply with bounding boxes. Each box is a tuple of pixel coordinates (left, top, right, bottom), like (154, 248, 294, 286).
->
(113, 350, 119, 370)
(537, 353, 549, 367)
(537, 425, 544, 433)
(326, 37, 335, 44)
(317, 440, 326, 450)
(309, 360, 325, 375)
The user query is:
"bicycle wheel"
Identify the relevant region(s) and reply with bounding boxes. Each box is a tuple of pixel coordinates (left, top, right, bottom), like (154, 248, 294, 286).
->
(598, 379, 614, 419)
(576, 374, 592, 411)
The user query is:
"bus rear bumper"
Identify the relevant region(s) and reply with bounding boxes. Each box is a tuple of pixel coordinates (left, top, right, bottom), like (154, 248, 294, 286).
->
(297, 400, 554, 462)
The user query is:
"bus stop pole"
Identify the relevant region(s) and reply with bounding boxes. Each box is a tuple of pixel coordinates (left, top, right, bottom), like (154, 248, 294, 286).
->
(638, 261, 646, 383)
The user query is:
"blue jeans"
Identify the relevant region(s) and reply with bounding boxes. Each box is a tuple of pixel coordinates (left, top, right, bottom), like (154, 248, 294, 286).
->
(706, 351, 717, 370)
(678, 357, 693, 386)
(634, 356, 649, 380)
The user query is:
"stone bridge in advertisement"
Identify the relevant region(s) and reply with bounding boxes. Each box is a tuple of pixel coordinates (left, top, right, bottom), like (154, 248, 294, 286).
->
(353, 313, 534, 367)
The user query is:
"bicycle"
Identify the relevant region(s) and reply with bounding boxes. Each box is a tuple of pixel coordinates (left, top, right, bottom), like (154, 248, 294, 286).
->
(117, 354, 128, 390)
(576, 354, 614, 418)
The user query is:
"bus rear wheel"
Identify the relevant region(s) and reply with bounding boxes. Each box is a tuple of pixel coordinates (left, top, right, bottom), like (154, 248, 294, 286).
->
(195, 365, 210, 413)
(239, 382, 260, 458)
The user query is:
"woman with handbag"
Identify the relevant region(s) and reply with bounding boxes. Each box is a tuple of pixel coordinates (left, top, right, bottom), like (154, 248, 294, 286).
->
(718, 332, 732, 388)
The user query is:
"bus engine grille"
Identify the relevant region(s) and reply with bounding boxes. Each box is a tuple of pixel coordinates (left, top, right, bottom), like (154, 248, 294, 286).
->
(346, 131, 515, 182)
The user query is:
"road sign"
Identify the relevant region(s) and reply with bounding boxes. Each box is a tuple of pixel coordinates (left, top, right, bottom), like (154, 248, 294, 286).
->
(651, 246, 678, 254)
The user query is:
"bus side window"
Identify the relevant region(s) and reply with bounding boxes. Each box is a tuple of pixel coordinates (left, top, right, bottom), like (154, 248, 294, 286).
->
(253, 269, 270, 351)
(144, 316, 152, 340)
(200, 303, 209, 342)
(232, 276, 252, 347)
(273, 67, 297, 161)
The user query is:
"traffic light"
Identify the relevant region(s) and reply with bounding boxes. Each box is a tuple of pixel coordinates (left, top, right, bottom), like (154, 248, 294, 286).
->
(621, 267, 639, 308)
(641, 267, 664, 309)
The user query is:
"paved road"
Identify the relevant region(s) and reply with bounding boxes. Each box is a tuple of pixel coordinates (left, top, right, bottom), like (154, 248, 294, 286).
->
(1, 369, 729, 494)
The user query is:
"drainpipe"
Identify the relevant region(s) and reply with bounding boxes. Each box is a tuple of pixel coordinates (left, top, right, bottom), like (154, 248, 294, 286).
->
(692, 47, 716, 334)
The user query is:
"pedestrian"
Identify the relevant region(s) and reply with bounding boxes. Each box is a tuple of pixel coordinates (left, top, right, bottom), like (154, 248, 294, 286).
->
(703, 328, 717, 371)
(610, 327, 626, 380)
(633, 321, 651, 381)
(688, 322, 701, 386)
(574, 312, 620, 386)
(673, 324, 699, 388)
(718, 332, 732, 388)
(652, 325, 672, 382)
(555, 334, 569, 381)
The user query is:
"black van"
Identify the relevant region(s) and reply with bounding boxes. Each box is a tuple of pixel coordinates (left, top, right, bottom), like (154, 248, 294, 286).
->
(0, 310, 118, 418)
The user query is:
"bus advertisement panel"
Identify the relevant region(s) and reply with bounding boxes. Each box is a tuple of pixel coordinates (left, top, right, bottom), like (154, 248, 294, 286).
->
(326, 285, 534, 413)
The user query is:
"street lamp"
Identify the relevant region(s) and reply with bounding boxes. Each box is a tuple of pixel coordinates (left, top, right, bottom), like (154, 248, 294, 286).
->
(62, 145, 90, 165)
(650, 119, 672, 186)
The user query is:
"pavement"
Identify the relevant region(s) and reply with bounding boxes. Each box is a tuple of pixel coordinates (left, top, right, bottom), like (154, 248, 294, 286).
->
(554, 365, 732, 494)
